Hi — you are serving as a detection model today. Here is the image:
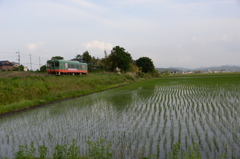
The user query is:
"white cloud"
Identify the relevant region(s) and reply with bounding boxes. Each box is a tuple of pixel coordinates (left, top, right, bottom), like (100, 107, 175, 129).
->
(26, 41, 45, 50)
(82, 41, 112, 51)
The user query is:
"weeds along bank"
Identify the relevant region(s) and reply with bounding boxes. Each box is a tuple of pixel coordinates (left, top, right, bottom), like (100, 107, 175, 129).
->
(0, 73, 150, 114)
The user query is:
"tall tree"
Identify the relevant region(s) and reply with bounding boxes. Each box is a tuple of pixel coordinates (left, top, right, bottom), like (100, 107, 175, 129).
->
(136, 57, 155, 73)
(109, 46, 132, 71)
(82, 51, 92, 63)
(40, 65, 47, 72)
(75, 54, 82, 60)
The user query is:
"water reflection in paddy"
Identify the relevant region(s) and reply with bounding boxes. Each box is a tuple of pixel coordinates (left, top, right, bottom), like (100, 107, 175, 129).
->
(0, 77, 239, 158)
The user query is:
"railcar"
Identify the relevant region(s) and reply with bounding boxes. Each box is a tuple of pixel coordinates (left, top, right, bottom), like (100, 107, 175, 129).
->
(46, 59, 88, 75)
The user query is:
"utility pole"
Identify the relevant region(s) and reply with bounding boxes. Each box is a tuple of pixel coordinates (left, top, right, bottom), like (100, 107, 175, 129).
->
(39, 57, 41, 70)
(30, 54, 32, 71)
(16, 51, 20, 71)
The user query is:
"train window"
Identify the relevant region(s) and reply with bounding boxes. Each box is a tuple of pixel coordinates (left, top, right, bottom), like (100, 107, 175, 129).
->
(47, 62, 52, 67)
(76, 65, 79, 68)
(70, 64, 75, 68)
(55, 62, 59, 67)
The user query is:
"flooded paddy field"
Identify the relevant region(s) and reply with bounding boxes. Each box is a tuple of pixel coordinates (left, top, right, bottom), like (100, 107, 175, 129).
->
(0, 75, 240, 158)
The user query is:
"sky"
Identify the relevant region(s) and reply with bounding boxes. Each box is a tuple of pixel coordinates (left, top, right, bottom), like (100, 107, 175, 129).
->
(0, 0, 240, 70)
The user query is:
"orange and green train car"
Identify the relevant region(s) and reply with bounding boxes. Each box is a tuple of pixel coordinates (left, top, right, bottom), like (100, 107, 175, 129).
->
(47, 59, 88, 75)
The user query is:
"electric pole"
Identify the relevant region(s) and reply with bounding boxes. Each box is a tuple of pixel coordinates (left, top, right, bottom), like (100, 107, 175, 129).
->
(39, 57, 41, 71)
(30, 54, 32, 71)
(16, 51, 20, 71)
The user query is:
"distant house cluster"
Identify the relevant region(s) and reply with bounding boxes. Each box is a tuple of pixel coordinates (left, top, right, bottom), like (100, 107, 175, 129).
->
(0, 60, 28, 71)
(0, 61, 14, 71)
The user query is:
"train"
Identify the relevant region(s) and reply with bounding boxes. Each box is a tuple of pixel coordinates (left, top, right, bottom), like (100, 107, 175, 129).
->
(46, 59, 88, 75)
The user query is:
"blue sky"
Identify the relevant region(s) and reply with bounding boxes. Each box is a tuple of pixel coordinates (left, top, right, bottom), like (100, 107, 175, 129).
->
(1, 0, 240, 70)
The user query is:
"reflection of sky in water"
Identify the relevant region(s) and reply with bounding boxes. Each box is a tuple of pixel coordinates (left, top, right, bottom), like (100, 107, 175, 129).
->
(0, 78, 240, 158)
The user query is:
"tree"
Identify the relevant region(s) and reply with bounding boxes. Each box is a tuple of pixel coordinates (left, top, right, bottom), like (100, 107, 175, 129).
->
(13, 64, 24, 71)
(82, 51, 92, 63)
(109, 46, 132, 72)
(136, 57, 155, 73)
(101, 50, 111, 69)
(40, 65, 47, 72)
(51, 56, 64, 60)
(75, 54, 82, 60)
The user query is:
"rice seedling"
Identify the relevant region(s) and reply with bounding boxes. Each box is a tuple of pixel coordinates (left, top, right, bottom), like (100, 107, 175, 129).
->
(0, 75, 240, 158)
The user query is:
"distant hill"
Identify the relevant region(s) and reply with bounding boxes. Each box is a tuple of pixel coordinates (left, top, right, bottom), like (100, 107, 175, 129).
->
(156, 65, 240, 73)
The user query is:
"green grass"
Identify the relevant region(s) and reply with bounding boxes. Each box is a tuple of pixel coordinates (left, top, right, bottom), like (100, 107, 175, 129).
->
(0, 73, 145, 114)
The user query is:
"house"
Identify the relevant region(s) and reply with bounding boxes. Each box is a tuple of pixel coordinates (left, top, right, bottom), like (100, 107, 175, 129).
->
(24, 67, 28, 71)
(0, 60, 14, 71)
(11, 62, 19, 67)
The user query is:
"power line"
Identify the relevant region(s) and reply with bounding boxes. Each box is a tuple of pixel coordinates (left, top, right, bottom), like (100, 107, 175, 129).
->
(0, 52, 16, 54)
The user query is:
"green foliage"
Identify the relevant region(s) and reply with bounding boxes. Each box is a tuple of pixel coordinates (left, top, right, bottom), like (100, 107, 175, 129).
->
(82, 51, 92, 63)
(161, 70, 170, 76)
(86, 138, 112, 159)
(15, 140, 80, 159)
(15, 142, 36, 159)
(128, 63, 139, 73)
(150, 69, 160, 78)
(40, 65, 47, 72)
(91, 56, 101, 66)
(109, 46, 132, 72)
(13, 65, 24, 71)
(0, 74, 139, 114)
(75, 54, 82, 60)
(53, 144, 68, 159)
(168, 142, 201, 159)
(51, 56, 64, 60)
(136, 71, 145, 78)
(39, 145, 48, 159)
(87, 63, 94, 72)
(67, 139, 79, 159)
(136, 57, 155, 73)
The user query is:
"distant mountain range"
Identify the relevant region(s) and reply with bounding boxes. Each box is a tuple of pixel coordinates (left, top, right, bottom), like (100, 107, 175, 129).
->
(156, 65, 240, 73)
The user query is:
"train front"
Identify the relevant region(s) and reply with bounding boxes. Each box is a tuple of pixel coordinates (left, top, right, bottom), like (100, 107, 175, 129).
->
(46, 60, 60, 74)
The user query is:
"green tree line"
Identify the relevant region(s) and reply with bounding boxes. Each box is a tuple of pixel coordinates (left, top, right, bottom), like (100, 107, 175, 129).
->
(40, 46, 158, 76)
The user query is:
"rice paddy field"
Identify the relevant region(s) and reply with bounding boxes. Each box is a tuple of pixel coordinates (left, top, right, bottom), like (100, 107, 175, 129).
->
(0, 74, 240, 158)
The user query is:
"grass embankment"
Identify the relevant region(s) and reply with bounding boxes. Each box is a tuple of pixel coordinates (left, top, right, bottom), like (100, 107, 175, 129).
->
(0, 73, 143, 114)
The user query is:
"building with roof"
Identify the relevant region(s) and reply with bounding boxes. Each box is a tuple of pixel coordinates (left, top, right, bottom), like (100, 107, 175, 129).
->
(0, 60, 14, 71)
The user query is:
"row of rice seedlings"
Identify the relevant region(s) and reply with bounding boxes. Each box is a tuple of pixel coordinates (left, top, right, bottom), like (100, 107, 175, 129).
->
(1, 77, 240, 158)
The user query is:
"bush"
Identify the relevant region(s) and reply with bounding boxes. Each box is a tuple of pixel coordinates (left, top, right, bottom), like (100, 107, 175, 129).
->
(125, 73, 136, 80)
(151, 69, 160, 78)
(136, 71, 145, 78)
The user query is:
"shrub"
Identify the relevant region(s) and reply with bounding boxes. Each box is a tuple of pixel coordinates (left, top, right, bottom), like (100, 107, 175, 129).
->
(136, 71, 145, 78)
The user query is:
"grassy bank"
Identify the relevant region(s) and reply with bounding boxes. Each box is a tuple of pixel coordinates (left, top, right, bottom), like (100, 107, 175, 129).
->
(0, 73, 145, 114)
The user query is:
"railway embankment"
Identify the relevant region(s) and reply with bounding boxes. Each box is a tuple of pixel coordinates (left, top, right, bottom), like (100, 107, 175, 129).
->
(0, 73, 149, 115)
